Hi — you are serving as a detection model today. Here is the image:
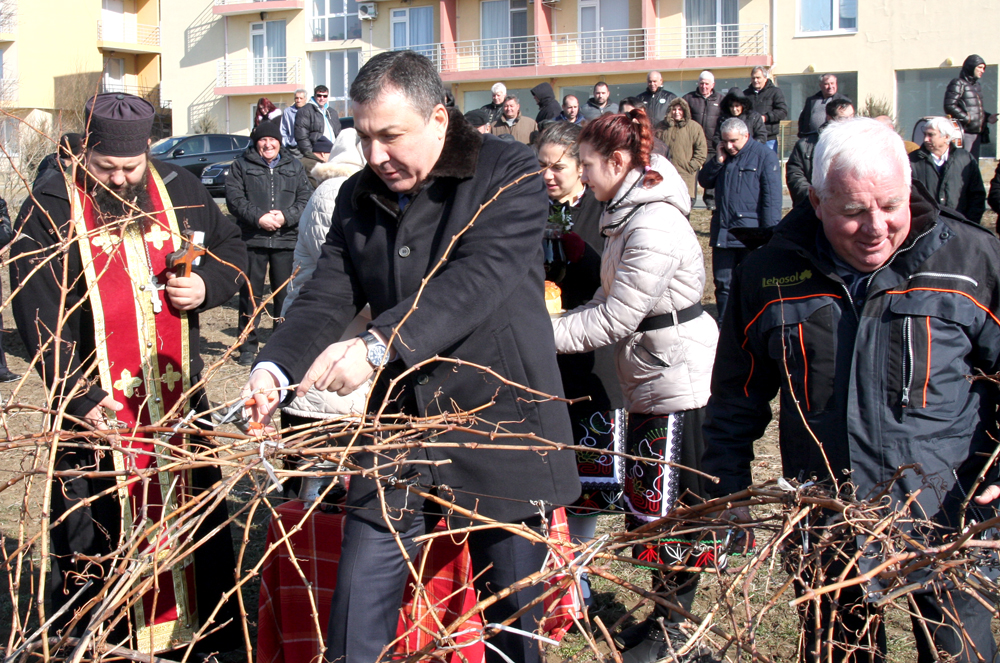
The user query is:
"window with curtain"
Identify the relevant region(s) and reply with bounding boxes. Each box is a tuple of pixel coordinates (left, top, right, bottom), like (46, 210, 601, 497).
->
(684, 0, 738, 57)
(311, 0, 362, 42)
(103, 57, 126, 93)
(578, 0, 630, 63)
(799, 0, 857, 34)
(480, 0, 529, 69)
(390, 6, 435, 60)
(250, 20, 287, 85)
(309, 49, 361, 117)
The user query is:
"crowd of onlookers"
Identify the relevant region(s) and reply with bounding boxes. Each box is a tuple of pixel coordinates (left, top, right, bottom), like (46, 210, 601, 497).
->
(14, 50, 1000, 663)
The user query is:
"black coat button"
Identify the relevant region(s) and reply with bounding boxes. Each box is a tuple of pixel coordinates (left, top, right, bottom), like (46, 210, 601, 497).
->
(416, 374, 429, 385)
(398, 246, 411, 257)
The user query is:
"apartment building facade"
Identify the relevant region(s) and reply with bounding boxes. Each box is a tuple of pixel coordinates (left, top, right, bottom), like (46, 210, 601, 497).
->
(162, 0, 998, 158)
(0, 0, 167, 144)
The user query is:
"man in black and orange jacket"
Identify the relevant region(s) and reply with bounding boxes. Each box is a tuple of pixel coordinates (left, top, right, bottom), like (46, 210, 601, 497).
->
(703, 118, 1000, 663)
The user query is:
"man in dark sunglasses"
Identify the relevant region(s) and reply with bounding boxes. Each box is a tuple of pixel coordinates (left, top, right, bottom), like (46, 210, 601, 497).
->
(294, 84, 342, 159)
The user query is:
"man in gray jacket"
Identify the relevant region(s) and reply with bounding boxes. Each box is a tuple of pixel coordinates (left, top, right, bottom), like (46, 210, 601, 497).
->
(279, 88, 307, 157)
(580, 81, 619, 121)
(293, 85, 342, 158)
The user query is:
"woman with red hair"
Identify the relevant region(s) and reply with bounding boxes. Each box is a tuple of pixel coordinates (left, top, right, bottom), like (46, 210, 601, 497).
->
(254, 97, 282, 128)
(551, 108, 718, 662)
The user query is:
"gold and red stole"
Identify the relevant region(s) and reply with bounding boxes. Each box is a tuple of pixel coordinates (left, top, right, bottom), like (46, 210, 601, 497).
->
(70, 167, 199, 654)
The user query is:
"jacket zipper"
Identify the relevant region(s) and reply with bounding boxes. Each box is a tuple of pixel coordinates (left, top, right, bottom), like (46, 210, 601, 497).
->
(837, 223, 937, 315)
(901, 315, 913, 418)
(268, 167, 276, 248)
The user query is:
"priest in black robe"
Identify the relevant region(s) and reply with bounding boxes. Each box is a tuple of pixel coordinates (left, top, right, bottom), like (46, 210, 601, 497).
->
(10, 93, 247, 656)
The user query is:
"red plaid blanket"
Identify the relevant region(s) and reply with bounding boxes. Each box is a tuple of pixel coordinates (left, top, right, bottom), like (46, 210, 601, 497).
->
(257, 502, 580, 663)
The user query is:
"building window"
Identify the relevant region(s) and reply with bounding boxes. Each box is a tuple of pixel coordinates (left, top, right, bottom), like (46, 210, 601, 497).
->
(391, 7, 435, 59)
(579, 0, 631, 63)
(798, 0, 857, 35)
(896, 66, 997, 157)
(103, 57, 126, 93)
(311, 0, 362, 42)
(250, 20, 288, 85)
(684, 0, 737, 57)
(309, 49, 361, 117)
(480, 0, 530, 69)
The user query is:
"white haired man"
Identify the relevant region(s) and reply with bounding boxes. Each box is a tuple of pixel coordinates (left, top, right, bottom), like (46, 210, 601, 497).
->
(481, 81, 507, 125)
(797, 73, 849, 137)
(704, 117, 1000, 663)
(684, 70, 724, 209)
(909, 116, 986, 224)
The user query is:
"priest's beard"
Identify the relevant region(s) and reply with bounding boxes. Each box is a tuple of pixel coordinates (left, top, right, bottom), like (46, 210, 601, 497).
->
(90, 175, 152, 221)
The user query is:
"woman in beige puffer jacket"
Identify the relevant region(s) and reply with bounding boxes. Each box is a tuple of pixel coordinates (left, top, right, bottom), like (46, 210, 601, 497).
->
(552, 133, 717, 417)
(551, 108, 718, 660)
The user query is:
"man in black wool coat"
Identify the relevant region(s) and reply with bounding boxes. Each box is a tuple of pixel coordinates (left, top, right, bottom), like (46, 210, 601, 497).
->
(243, 50, 580, 663)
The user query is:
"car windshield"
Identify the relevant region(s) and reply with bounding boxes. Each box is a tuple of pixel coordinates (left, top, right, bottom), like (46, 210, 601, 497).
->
(150, 137, 184, 156)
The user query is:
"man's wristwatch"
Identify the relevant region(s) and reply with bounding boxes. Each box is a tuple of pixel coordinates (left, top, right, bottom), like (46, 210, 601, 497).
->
(359, 331, 388, 368)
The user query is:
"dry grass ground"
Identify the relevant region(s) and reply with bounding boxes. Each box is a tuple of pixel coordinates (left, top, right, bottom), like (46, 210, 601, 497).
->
(0, 204, 997, 660)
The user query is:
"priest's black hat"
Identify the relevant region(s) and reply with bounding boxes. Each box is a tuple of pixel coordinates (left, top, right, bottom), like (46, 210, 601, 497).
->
(84, 93, 155, 157)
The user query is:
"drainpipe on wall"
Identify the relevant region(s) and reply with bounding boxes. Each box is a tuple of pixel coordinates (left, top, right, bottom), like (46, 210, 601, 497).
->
(769, 0, 776, 67)
(224, 15, 230, 133)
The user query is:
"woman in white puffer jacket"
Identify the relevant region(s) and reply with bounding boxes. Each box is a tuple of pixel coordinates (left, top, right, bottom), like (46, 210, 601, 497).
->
(551, 108, 718, 661)
(280, 129, 369, 427)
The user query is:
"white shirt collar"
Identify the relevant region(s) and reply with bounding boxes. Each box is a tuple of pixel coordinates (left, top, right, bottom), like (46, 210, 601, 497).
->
(930, 148, 949, 168)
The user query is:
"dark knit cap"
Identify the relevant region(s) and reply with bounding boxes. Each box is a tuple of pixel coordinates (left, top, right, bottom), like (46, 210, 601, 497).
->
(464, 108, 491, 128)
(58, 133, 84, 158)
(312, 135, 334, 153)
(251, 120, 282, 143)
(84, 93, 155, 157)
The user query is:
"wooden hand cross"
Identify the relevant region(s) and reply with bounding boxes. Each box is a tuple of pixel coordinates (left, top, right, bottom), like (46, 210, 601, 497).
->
(166, 230, 206, 278)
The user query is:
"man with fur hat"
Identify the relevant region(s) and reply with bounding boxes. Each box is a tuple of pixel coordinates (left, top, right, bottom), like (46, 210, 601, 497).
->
(226, 119, 312, 366)
(713, 87, 767, 146)
(945, 54, 998, 159)
(10, 92, 247, 655)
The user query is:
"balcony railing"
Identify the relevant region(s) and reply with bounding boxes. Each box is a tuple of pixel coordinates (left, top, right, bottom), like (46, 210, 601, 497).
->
(216, 57, 302, 89)
(214, 0, 295, 4)
(97, 20, 161, 46)
(99, 82, 168, 109)
(409, 24, 767, 74)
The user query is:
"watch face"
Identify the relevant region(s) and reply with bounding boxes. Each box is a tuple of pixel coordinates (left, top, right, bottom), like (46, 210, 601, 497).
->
(368, 344, 387, 367)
